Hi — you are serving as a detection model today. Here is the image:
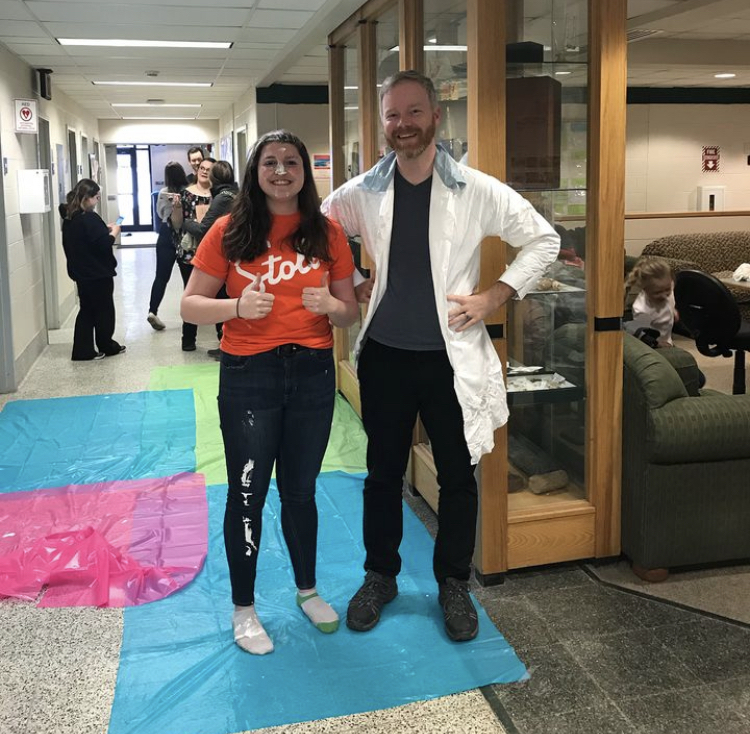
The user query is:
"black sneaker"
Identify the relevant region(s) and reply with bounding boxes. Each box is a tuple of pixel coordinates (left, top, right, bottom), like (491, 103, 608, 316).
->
(207, 348, 221, 361)
(346, 571, 398, 632)
(438, 578, 478, 641)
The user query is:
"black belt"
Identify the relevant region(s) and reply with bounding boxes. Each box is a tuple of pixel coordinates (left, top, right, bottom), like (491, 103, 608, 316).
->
(275, 343, 305, 356)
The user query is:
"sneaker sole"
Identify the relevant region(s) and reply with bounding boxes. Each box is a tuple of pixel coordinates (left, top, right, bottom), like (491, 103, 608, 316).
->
(345, 589, 397, 632)
(147, 316, 165, 331)
(445, 624, 479, 642)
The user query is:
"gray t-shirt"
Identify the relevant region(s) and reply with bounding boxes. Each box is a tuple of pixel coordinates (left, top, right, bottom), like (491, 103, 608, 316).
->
(367, 168, 445, 350)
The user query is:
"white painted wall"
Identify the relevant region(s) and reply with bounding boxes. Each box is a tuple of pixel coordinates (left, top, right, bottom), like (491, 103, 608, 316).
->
(256, 103, 332, 198)
(0, 44, 103, 388)
(625, 104, 750, 254)
(97, 119, 219, 146)
(218, 86, 258, 180)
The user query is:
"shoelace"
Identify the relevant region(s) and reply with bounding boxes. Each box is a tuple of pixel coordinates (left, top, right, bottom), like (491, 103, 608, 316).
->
(352, 577, 391, 608)
(441, 584, 476, 619)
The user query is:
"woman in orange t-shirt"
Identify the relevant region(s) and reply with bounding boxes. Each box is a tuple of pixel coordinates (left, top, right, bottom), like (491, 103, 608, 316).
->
(182, 130, 357, 655)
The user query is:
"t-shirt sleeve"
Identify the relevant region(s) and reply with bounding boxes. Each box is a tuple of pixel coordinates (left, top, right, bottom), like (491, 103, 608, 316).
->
(326, 218, 356, 281)
(191, 216, 230, 280)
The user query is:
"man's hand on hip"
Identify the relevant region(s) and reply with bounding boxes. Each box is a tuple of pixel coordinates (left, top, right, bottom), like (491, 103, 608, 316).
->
(447, 281, 516, 332)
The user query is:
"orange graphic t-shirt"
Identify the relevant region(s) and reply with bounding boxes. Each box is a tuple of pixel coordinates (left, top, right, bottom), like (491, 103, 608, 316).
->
(191, 212, 355, 356)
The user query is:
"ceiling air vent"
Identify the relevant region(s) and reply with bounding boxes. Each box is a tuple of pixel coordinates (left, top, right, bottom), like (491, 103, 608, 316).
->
(627, 29, 663, 43)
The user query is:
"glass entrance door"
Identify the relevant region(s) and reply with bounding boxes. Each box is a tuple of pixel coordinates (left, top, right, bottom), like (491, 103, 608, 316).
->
(116, 145, 153, 231)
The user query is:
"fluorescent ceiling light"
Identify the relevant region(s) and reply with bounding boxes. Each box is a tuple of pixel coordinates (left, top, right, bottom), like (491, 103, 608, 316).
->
(59, 38, 232, 49)
(112, 103, 202, 108)
(555, 71, 572, 76)
(93, 81, 212, 87)
(344, 106, 359, 111)
(344, 85, 358, 90)
(389, 45, 467, 52)
(714, 73, 736, 79)
(120, 116, 198, 120)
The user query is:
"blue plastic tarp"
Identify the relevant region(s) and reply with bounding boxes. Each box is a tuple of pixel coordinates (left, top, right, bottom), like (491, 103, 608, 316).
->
(0, 391, 195, 492)
(109, 472, 527, 734)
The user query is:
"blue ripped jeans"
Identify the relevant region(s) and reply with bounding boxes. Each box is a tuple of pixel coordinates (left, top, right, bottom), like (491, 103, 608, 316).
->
(218, 345, 335, 606)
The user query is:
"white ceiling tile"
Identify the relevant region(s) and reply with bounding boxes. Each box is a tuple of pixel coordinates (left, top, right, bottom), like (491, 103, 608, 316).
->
(248, 9, 315, 30)
(27, 2, 250, 27)
(236, 27, 296, 43)
(0, 1, 34, 20)
(0, 20, 48, 37)
(257, 0, 326, 10)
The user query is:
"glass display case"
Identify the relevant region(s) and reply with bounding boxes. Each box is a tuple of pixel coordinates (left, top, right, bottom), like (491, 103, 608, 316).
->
(504, 1, 589, 513)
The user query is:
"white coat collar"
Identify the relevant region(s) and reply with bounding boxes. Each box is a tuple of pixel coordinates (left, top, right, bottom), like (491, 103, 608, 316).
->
(359, 144, 467, 193)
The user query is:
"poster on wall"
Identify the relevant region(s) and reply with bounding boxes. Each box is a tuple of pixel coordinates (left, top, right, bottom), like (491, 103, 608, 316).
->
(313, 154, 331, 172)
(702, 146, 720, 172)
(90, 154, 100, 183)
(220, 134, 233, 164)
(15, 99, 38, 134)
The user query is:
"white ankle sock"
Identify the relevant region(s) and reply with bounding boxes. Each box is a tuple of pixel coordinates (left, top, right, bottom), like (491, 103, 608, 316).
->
(297, 590, 339, 633)
(233, 605, 274, 655)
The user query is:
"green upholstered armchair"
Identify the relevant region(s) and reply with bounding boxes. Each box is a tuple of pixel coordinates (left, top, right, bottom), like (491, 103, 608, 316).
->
(622, 334, 750, 580)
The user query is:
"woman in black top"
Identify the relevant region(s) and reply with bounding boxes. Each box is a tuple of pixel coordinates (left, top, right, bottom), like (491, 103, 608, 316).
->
(59, 179, 126, 360)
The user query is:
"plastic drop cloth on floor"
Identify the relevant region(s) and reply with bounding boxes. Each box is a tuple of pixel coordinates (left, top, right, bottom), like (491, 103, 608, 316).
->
(0, 390, 196, 493)
(0, 473, 207, 607)
(148, 364, 367, 485)
(108, 472, 527, 734)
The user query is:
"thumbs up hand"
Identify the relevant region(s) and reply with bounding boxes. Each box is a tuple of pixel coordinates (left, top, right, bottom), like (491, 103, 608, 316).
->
(237, 276, 274, 320)
(301, 271, 334, 315)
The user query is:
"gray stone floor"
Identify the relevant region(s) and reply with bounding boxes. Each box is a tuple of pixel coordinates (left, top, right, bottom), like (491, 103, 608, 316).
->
(2, 247, 749, 734)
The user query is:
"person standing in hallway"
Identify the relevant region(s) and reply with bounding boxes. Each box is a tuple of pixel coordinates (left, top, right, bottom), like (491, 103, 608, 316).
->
(322, 70, 560, 642)
(181, 130, 357, 655)
(59, 179, 127, 361)
(185, 146, 205, 184)
(171, 157, 214, 351)
(147, 161, 189, 331)
(180, 159, 239, 359)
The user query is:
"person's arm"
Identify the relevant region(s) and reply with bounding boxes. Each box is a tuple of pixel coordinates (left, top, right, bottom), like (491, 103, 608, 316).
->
(447, 281, 516, 332)
(301, 273, 358, 328)
(156, 189, 173, 222)
(170, 191, 185, 231)
(323, 190, 375, 303)
(180, 268, 229, 325)
(448, 179, 560, 332)
(183, 193, 232, 240)
(182, 268, 277, 325)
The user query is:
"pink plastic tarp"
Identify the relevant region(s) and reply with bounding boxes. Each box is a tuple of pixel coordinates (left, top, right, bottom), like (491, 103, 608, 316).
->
(0, 472, 207, 607)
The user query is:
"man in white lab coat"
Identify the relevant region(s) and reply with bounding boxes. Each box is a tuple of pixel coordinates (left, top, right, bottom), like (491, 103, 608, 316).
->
(322, 70, 559, 642)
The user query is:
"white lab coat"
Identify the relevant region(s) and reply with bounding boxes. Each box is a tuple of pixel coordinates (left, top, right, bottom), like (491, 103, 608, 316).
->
(322, 147, 560, 462)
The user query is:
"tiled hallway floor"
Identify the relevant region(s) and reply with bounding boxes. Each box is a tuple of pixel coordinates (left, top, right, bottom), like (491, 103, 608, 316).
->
(1, 247, 749, 734)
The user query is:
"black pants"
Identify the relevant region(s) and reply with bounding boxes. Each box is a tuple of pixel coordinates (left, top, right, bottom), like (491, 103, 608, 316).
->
(218, 347, 335, 606)
(357, 339, 478, 583)
(148, 222, 177, 315)
(72, 277, 120, 360)
(177, 260, 198, 344)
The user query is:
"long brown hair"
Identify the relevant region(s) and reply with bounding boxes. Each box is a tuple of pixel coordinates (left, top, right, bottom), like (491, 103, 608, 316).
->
(164, 161, 188, 193)
(60, 179, 100, 220)
(222, 130, 331, 263)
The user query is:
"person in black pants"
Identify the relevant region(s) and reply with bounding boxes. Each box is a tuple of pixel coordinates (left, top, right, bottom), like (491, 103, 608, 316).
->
(171, 158, 215, 351)
(180, 160, 238, 358)
(323, 71, 559, 642)
(59, 179, 126, 361)
(147, 161, 189, 331)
